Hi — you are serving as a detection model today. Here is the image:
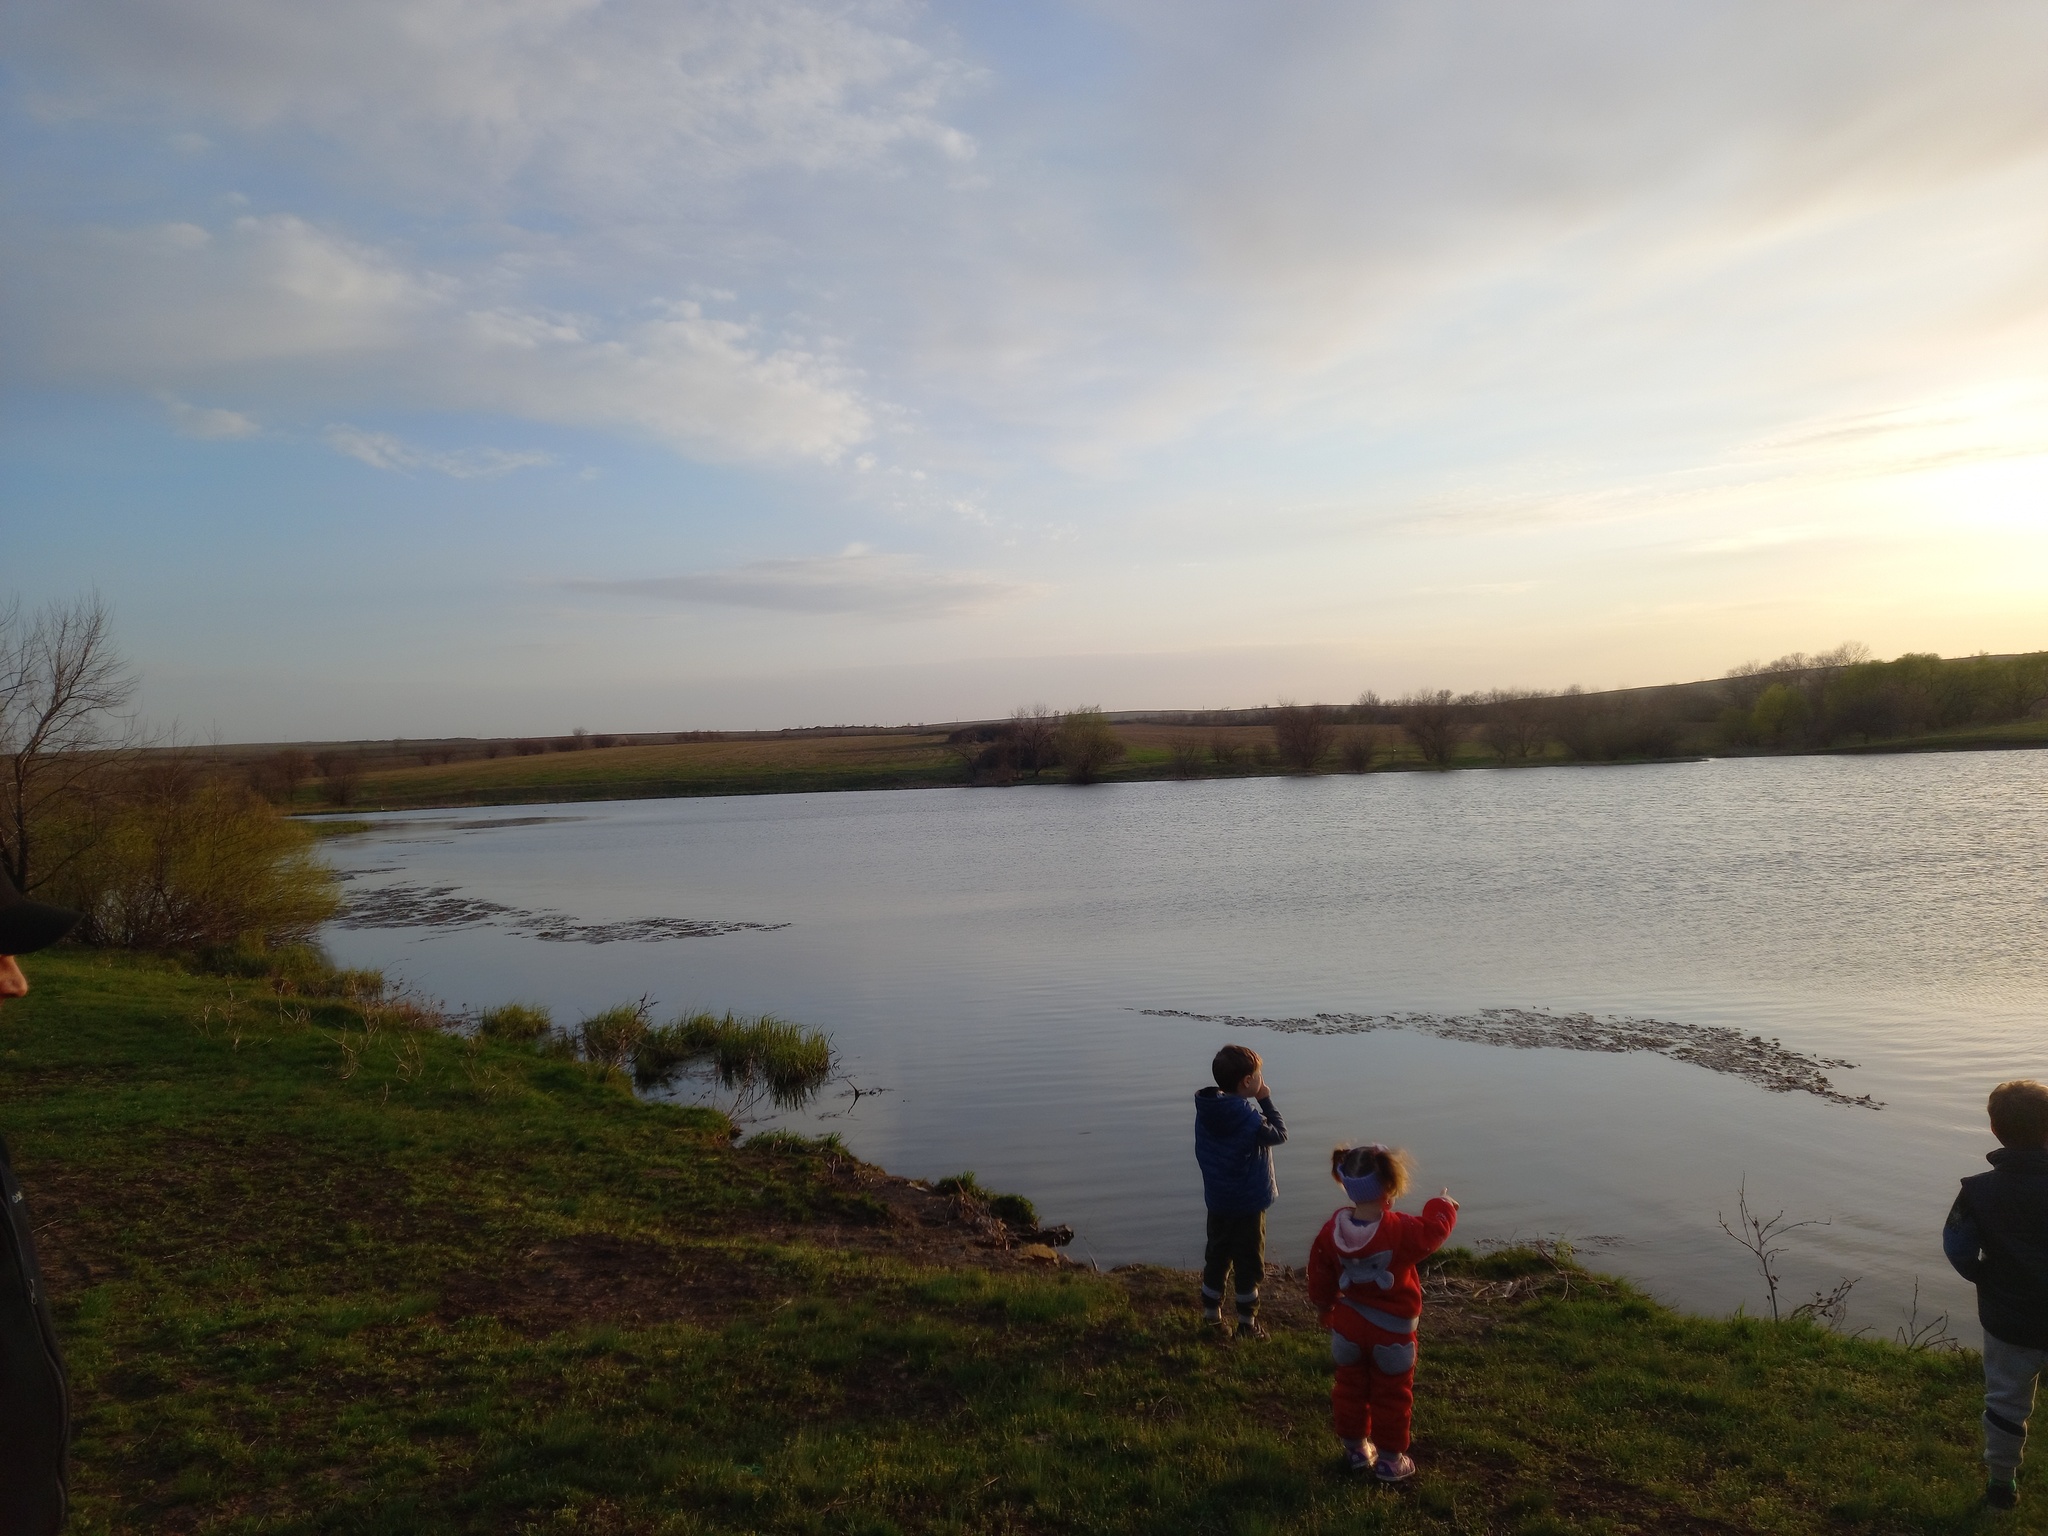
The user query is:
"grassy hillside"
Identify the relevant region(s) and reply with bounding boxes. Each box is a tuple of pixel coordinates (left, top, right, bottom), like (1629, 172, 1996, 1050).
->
(5, 951, 2006, 1533)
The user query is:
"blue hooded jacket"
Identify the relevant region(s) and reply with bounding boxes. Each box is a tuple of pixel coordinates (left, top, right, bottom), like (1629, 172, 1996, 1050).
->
(1194, 1088, 1287, 1215)
(1945, 1145, 2048, 1349)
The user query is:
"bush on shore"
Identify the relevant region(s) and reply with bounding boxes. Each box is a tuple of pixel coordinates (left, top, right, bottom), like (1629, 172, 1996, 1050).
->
(1055, 707, 1127, 784)
(45, 761, 338, 948)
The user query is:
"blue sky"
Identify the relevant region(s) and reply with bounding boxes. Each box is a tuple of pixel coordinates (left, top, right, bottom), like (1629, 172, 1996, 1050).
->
(5, 1, 2047, 738)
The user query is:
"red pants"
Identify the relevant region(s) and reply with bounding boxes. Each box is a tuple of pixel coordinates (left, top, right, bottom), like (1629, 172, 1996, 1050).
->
(1330, 1331, 1416, 1452)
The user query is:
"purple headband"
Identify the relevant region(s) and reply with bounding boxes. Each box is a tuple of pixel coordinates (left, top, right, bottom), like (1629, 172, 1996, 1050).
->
(1339, 1145, 1388, 1203)
(1340, 1170, 1383, 1202)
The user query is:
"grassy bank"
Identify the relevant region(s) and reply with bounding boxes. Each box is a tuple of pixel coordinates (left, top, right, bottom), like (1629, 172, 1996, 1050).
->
(9, 951, 2003, 1533)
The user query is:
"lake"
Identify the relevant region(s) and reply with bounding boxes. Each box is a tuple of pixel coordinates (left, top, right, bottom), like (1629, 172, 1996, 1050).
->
(316, 751, 2047, 1341)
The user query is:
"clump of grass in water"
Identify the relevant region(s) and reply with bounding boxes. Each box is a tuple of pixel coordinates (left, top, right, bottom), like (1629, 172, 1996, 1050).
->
(934, 1170, 1038, 1228)
(633, 1010, 833, 1109)
(579, 999, 653, 1072)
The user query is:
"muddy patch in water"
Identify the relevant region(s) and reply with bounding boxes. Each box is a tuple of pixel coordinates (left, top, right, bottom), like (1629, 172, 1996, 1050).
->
(1139, 1006, 1878, 1108)
(338, 881, 787, 944)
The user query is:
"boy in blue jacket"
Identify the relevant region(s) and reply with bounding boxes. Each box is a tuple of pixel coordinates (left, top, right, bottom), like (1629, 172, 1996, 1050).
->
(1195, 1043, 1287, 1340)
(1944, 1079, 2048, 1511)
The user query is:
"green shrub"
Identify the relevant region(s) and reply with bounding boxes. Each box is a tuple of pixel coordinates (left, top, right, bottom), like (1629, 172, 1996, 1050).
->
(47, 766, 338, 948)
(1054, 707, 1127, 784)
(477, 1003, 552, 1044)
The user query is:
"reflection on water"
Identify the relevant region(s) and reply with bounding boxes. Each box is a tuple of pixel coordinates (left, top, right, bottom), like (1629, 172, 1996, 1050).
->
(317, 752, 2048, 1338)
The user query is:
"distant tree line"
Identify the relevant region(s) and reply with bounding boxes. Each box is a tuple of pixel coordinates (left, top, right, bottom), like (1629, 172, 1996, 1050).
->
(1716, 646, 2048, 750)
(1142, 645, 2048, 780)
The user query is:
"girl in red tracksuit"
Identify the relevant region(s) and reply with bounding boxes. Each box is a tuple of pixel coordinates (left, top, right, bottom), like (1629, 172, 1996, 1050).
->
(1305, 1143, 1458, 1481)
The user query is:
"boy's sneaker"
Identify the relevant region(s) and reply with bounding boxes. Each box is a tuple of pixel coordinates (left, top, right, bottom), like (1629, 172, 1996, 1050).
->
(1373, 1451, 1416, 1483)
(1204, 1314, 1232, 1343)
(1235, 1317, 1270, 1342)
(1985, 1478, 2019, 1510)
(1343, 1439, 1377, 1472)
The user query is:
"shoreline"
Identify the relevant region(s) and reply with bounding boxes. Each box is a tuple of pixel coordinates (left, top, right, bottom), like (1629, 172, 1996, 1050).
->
(19, 948, 1993, 1530)
(291, 728, 2045, 817)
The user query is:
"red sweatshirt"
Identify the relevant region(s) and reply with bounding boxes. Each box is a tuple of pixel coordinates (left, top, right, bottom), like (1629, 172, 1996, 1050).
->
(1306, 1198, 1458, 1343)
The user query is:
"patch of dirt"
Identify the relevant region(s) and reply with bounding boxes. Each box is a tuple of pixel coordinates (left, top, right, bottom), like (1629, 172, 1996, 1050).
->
(435, 1232, 761, 1333)
(23, 1135, 426, 1297)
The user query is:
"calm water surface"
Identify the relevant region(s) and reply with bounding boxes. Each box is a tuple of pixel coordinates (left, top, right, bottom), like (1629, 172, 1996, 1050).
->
(318, 753, 2047, 1338)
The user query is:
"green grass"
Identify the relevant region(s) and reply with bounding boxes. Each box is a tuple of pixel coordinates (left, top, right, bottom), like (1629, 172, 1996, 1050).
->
(7, 950, 2009, 1533)
(933, 1171, 1038, 1228)
(633, 1011, 835, 1104)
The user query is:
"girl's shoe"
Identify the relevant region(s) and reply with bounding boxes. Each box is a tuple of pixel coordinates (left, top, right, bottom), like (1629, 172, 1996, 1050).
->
(1985, 1478, 2019, 1510)
(1343, 1439, 1377, 1472)
(1373, 1451, 1416, 1483)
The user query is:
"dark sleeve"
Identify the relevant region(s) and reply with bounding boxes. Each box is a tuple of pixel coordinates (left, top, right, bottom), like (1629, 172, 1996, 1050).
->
(1253, 1094, 1287, 1146)
(1943, 1191, 1983, 1283)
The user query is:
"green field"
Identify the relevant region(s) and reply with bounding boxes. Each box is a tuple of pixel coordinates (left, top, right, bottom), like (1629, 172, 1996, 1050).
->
(5, 950, 2012, 1533)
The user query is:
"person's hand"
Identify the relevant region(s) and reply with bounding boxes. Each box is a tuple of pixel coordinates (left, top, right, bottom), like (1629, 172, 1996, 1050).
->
(1247, 1070, 1271, 1099)
(1439, 1188, 1459, 1208)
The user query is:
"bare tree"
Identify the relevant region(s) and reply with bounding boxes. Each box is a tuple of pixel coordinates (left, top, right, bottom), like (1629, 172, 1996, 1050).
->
(255, 748, 316, 804)
(1271, 703, 1335, 773)
(1010, 705, 1058, 779)
(1399, 689, 1462, 768)
(0, 594, 138, 893)
(319, 754, 364, 807)
(1208, 733, 1243, 768)
(1337, 728, 1378, 773)
(1167, 736, 1205, 778)
(1480, 688, 1553, 762)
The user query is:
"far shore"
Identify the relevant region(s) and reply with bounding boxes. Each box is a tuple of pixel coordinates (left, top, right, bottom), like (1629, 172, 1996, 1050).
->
(259, 713, 2046, 816)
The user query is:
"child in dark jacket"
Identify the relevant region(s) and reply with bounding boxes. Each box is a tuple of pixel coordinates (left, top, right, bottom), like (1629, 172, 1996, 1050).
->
(1307, 1143, 1458, 1481)
(1944, 1079, 2048, 1511)
(1194, 1043, 1287, 1339)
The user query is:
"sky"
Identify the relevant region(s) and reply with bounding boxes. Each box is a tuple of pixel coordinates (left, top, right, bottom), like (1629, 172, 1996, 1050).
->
(5, 1, 2047, 739)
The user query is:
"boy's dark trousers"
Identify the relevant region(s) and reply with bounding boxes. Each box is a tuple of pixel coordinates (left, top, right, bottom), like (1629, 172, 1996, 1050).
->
(1201, 1210, 1265, 1321)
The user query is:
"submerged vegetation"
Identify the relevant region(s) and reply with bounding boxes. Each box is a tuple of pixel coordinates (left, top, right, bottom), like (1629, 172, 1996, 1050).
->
(466, 997, 838, 1114)
(631, 1010, 835, 1108)
(10, 948, 2004, 1532)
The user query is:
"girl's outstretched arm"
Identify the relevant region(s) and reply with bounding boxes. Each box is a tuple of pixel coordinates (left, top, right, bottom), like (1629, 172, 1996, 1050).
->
(1399, 1193, 1459, 1262)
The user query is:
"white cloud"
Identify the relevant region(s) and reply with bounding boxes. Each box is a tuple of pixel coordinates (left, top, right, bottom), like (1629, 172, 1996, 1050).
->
(324, 425, 553, 478)
(16, 216, 873, 462)
(160, 393, 260, 440)
(565, 550, 1029, 619)
(15, 0, 975, 205)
